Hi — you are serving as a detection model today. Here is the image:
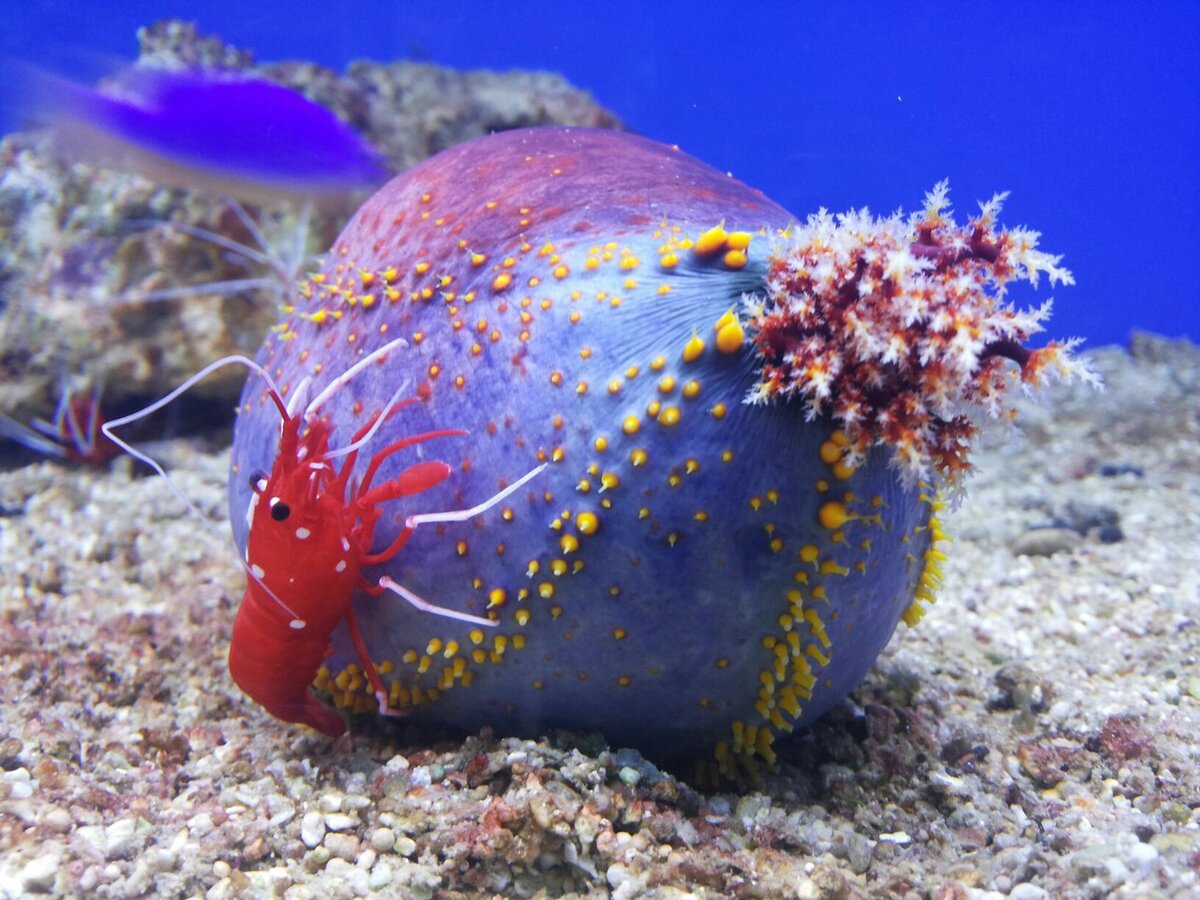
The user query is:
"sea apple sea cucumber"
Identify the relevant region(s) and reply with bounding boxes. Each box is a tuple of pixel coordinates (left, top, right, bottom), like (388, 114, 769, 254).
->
(228, 127, 1093, 776)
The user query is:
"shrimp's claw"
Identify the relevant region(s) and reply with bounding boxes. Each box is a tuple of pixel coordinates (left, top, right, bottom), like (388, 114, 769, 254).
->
(363, 460, 453, 505)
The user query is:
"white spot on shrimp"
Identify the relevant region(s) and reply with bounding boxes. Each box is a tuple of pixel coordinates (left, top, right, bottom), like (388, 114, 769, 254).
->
(289, 619, 306, 630)
(245, 492, 260, 529)
(335, 559, 348, 573)
(295, 526, 311, 540)
(341, 537, 351, 552)
(251, 564, 266, 579)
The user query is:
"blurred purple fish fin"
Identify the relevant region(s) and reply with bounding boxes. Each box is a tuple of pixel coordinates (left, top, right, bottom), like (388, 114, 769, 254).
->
(2, 61, 388, 203)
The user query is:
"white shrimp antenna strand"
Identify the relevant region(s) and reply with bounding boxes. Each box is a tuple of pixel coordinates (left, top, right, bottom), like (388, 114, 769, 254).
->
(0, 415, 68, 458)
(225, 198, 307, 287)
(226, 198, 276, 263)
(102, 354, 282, 437)
(62, 393, 87, 452)
(406, 463, 548, 529)
(290, 202, 313, 280)
(99, 355, 306, 625)
(54, 381, 102, 455)
(323, 380, 411, 461)
(238, 555, 305, 625)
(133, 219, 278, 269)
(305, 337, 408, 418)
(121, 277, 278, 304)
(99, 355, 276, 529)
(285, 376, 313, 419)
(80, 383, 103, 455)
(51, 382, 76, 438)
(377, 577, 498, 628)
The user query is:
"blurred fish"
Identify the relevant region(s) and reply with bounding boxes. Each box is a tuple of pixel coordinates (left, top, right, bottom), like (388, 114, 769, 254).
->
(9, 64, 389, 204)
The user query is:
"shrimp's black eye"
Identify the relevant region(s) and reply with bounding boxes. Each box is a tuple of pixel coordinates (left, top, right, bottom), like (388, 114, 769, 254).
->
(248, 470, 268, 493)
(269, 499, 291, 521)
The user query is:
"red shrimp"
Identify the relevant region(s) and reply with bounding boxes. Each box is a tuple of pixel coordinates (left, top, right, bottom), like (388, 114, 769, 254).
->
(102, 337, 544, 737)
(0, 383, 120, 465)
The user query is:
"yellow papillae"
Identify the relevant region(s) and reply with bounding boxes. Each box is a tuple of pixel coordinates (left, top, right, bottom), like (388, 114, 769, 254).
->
(682, 333, 706, 362)
(693, 222, 728, 256)
(715, 318, 745, 354)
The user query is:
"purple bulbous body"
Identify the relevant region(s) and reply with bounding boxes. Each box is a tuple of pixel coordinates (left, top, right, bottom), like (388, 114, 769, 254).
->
(229, 128, 937, 770)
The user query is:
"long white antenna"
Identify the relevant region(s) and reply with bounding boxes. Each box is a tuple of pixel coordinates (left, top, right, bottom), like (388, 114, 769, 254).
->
(100, 355, 277, 497)
(406, 463, 547, 529)
(323, 380, 411, 461)
(371, 463, 549, 629)
(100, 355, 305, 625)
(377, 577, 498, 627)
(305, 337, 408, 418)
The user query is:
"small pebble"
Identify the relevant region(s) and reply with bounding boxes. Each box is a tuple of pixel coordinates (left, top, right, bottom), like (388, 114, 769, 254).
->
(606, 862, 630, 889)
(369, 827, 395, 853)
(1186, 677, 1200, 701)
(1011, 527, 1081, 557)
(20, 854, 59, 891)
(384, 754, 410, 771)
(324, 833, 359, 862)
(104, 818, 138, 860)
(1008, 882, 1049, 900)
(1128, 840, 1159, 871)
(40, 807, 72, 834)
(1061, 500, 1120, 534)
(0, 737, 24, 769)
(187, 812, 215, 837)
(3, 768, 32, 800)
(846, 833, 874, 874)
(675, 819, 699, 847)
(1098, 463, 1143, 478)
(369, 861, 395, 890)
(1150, 833, 1194, 853)
(323, 812, 357, 832)
(324, 857, 370, 895)
(300, 811, 325, 849)
(394, 835, 417, 857)
(706, 797, 732, 817)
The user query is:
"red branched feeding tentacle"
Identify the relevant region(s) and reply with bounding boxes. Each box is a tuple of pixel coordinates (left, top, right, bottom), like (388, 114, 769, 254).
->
(744, 183, 1097, 486)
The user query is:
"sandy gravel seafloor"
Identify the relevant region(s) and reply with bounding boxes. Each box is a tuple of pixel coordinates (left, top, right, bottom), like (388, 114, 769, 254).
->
(0, 336, 1197, 899)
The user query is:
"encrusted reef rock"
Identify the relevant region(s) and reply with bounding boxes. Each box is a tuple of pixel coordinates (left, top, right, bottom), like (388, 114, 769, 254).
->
(0, 20, 620, 423)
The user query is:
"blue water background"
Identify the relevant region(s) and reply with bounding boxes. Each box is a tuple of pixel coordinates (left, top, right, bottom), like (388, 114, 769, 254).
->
(2, 1, 1196, 348)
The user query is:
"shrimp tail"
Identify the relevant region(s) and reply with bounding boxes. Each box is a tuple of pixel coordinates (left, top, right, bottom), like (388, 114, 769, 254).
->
(228, 586, 347, 737)
(256, 694, 347, 738)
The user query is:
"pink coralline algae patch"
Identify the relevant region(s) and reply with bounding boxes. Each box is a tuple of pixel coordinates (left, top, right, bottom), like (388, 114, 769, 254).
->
(746, 182, 1099, 486)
